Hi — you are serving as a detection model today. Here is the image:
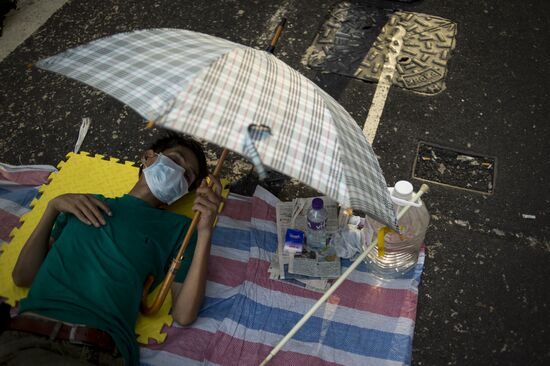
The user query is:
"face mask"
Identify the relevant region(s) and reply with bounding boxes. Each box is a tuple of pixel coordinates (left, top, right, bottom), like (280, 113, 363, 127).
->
(143, 153, 189, 205)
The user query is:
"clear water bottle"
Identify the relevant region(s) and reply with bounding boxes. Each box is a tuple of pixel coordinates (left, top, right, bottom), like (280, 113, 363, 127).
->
(365, 181, 430, 279)
(307, 198, 328, 251)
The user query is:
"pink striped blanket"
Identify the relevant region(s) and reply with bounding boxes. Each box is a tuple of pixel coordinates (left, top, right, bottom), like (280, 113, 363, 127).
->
(0, 164, 424, 366)
(0, 163, 57, 245)
(141, 187, 424, 366)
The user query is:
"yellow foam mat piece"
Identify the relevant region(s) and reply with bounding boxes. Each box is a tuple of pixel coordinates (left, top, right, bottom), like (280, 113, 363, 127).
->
(0, 152, 230, 345)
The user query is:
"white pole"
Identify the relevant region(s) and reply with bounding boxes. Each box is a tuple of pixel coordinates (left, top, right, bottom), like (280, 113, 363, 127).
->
(259, 184, 430, 366)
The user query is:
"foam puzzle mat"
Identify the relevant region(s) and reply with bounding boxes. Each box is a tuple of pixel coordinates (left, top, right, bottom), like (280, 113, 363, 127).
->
(0, 152, 230, 344)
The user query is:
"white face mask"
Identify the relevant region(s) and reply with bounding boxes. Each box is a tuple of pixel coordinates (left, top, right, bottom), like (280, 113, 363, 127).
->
(143, 153, 189, 205)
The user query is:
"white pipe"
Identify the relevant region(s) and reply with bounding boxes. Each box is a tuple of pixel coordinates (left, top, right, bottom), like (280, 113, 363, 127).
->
(259, 184, 430, 366)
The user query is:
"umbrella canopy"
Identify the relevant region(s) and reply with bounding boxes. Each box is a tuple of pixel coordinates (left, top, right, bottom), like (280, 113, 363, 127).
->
(37, 28, 397, 230)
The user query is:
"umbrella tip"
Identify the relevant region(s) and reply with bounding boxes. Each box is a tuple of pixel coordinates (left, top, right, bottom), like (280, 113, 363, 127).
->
(145, 120, 155, 129)
(419, 184, 430, 194)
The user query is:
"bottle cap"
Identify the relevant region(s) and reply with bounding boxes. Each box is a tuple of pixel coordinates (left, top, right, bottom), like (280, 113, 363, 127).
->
(393, 180, 413, 201)
(312, 198, 324, 210)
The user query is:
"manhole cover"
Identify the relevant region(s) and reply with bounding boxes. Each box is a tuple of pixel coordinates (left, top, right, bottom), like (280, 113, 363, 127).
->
(307, 2, 457, 95)
(412, 142, 496, 194)
(306, 2, 387, 75)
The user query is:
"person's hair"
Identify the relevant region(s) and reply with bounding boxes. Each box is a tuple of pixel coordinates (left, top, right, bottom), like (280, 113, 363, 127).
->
(142, 132, 208, 190)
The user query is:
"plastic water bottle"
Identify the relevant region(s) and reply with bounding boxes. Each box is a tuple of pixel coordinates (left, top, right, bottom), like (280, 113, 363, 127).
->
(307, 198, 328, 251)
(365, 181, 430, 279)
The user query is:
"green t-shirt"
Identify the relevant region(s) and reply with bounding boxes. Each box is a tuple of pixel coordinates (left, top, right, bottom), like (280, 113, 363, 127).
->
(19, 194, 198, 366)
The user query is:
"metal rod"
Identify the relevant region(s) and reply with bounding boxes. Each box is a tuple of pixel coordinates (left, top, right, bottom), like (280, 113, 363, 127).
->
(259, 184, 430, 365)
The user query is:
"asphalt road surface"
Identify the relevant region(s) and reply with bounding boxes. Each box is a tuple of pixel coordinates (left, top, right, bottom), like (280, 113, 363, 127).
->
(1, 0, 549, 365)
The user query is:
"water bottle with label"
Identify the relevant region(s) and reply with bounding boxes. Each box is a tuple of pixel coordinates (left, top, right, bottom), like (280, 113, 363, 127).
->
(306, 198, 328, 251)
(365, 180, 430, 279)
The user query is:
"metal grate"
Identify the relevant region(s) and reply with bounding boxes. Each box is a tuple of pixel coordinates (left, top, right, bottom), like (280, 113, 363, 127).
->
(412, 142, 497, 194)
(307, 2, 457, 95)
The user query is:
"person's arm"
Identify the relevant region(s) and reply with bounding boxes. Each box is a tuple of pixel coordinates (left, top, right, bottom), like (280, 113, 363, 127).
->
(12, 204, 58, 287)
(171, 175, 223, 326)
(12, 194, 111, 287)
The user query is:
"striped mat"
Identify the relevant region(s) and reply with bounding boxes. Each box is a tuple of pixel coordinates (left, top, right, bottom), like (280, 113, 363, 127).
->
(0, 163, 57, 246)
(141, 186, 425, 366)
(0, 163, 424, 365)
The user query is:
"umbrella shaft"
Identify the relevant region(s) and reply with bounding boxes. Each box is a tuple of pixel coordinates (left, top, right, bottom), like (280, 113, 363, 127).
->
(140, 148, 229, 315)
(266, 18, 287, 53)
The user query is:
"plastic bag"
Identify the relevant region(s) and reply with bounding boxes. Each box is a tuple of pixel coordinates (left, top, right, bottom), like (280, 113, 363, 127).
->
(331, 228, 363, 259)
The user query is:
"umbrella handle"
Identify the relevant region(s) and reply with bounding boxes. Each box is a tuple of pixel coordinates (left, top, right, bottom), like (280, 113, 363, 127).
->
(140, 148, 229, 316)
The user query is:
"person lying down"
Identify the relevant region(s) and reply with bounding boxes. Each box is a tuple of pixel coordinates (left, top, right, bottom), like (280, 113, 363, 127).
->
(3, 133, 223, 366)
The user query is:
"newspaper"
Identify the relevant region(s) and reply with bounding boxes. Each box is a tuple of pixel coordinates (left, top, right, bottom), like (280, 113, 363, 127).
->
(268, 254, 332, 292)
(269, 196, 341, 291)
(288, 254, 340, 278)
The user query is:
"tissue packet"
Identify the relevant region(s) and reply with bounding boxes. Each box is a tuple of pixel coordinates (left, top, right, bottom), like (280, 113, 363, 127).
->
(284, 228, 305, 253)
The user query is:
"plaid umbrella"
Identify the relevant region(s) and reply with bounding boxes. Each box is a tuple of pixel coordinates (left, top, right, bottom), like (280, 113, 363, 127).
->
(37, 28, 397, 231)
